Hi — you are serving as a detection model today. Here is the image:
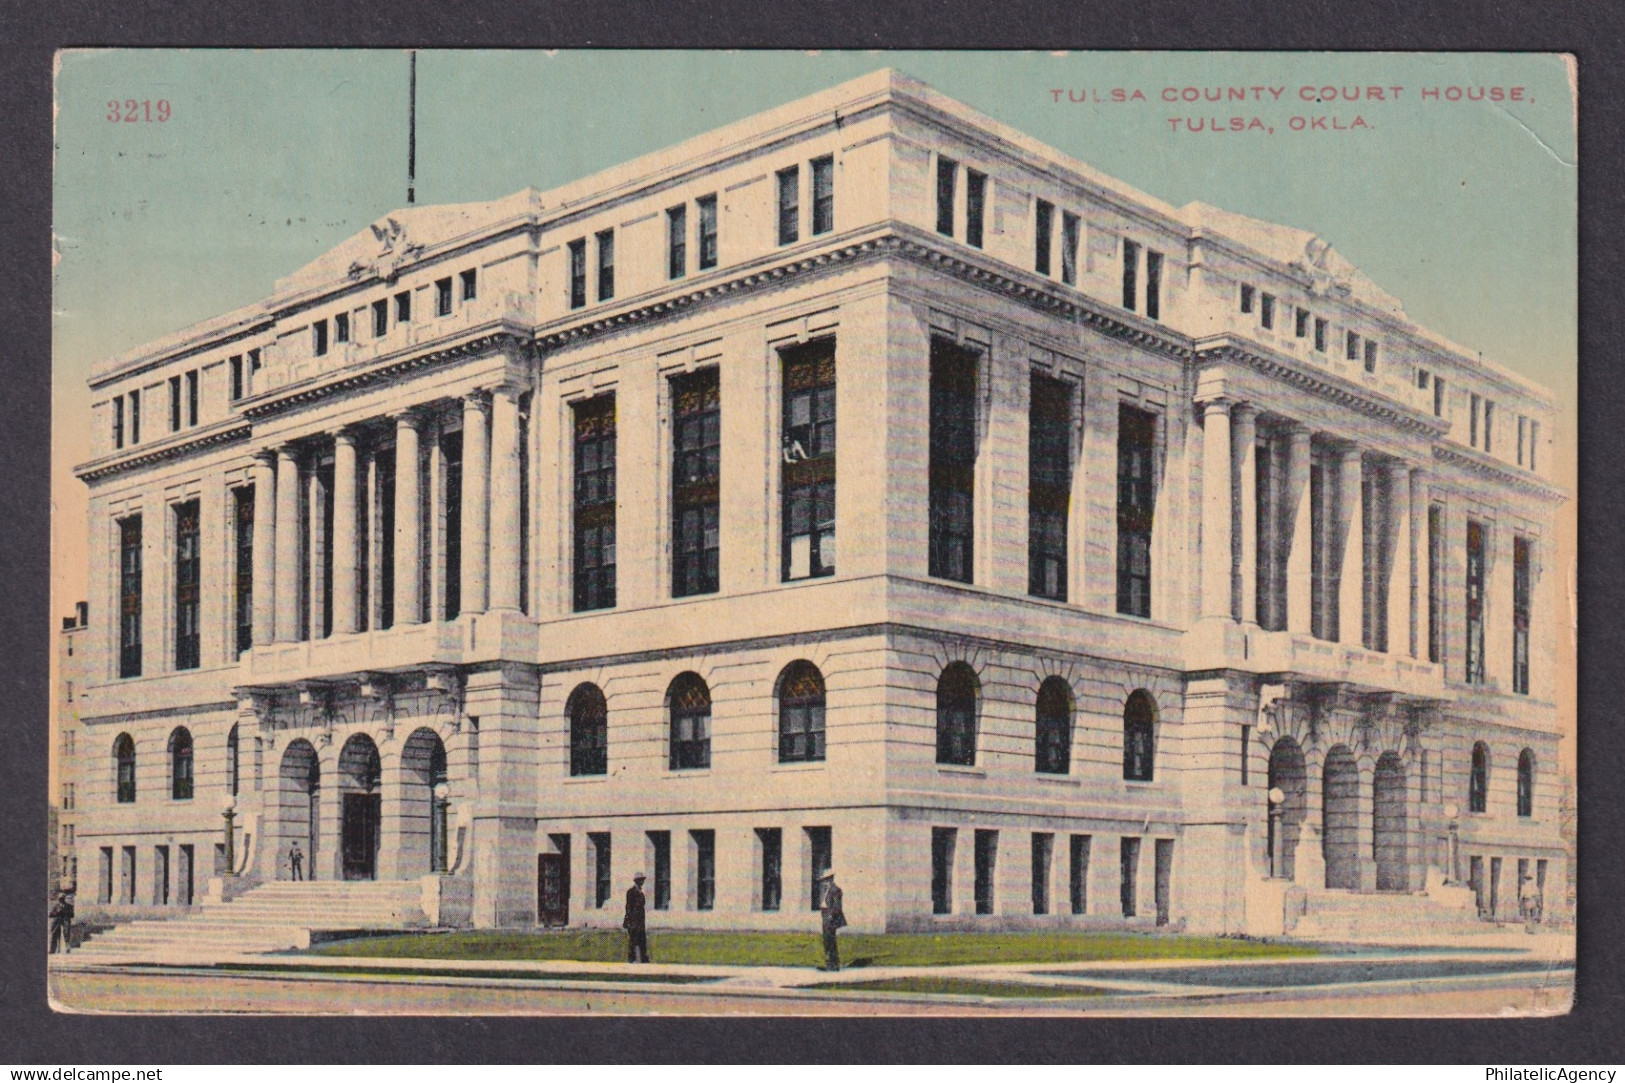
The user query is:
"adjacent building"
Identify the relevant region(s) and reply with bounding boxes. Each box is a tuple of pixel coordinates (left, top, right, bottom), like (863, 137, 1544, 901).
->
(68, 70, 1567, 935)
(55, 601, 89, 896)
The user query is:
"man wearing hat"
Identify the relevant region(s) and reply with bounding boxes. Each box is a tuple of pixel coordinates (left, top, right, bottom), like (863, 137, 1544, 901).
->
(49, 888, 75, 955)
(818, 869, 846, 971)
(623, 872, 650, 963)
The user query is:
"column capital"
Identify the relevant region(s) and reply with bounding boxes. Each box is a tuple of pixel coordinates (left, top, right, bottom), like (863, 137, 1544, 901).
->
(330, 425, 366, 446)
(1200, 397, 1234, 418)
(1231, 401, 1259, 425)
(1338, 443, 1364, 465)
(251, 447, 279, 468)
(463, 388, 493, 411)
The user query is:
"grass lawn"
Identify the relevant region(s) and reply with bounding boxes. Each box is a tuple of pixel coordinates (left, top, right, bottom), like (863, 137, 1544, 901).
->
(811, 976, 1110, 999)
(309, 929, 1316, 969)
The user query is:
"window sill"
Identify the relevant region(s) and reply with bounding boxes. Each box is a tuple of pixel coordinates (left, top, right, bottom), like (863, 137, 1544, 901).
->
(1122, 778, 1160, 789)
(769, 760, 827, 773)
(1033, 774, 1081, 787)
(937, 764, 986, 779)
(562, 774, 610, 785)
(664, 769, 713, 780)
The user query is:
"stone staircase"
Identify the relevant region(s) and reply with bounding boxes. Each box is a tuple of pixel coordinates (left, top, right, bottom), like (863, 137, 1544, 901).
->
(1289, 887, 1504, 942)
(72, 880, 431, 963)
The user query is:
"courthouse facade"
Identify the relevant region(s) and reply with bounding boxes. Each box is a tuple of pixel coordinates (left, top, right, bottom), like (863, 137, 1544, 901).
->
(69, 71, 1567, 934)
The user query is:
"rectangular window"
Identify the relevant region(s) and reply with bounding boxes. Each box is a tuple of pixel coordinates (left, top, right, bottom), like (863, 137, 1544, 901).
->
(122, 846, 137, 905)
(811, 155, 835, 236)
(229, 356, 244, 402)
(1240, 284, 1255, 314)
(1121, 239, 1139, 311)
(1314, 316, 1328, 353)
(1241, 724, 1252, 785)
(697, 194, 718, 270)
(935, 156, 957, 237)
(1470, 393, 1481, 448)
(758, 828, 782, 912)
(119, 515, 142, 678)
(435, 277, 452, 317)
(1483, 400, 1495, 454)
(1514, 536, 1531, 695)
(928, 338, 979, 583)
(372, 299, 389, 337)
(1070, 834, 1091, 914)
(568, 239, 587, 309)
(931, 827, 956, 915)
(168, 375, 182, 432)
(573, 394, 617, 612)
(1418, 368, 1432, 390)
(691, 830, 716, 911)
(1296, 307, 1310, 338)
(1034, 198, 1053, 275)
(1116, 404, 1156, 617)
(461, 268, 477, 301)
(1031, 833, 1053, 916)
(1146, 250, 1163, 321)
(667, 204, 687, 280)
(1120, 837, 1140, 917)
(776, 165, 800, 245)
(395, 290, 411, 324)
(781, 340, 837, 581)
(962, 168, 986, 248)
(672, 368, 721, 597)
(1260, 292, 1275, 330)
(1434, 375, 1447, 418)
(1028, 373, 1072, 601)
(1517, 415, 1527, 466)
(806, 826, 833, 911)
(1428, 504, 1443, 663)
(647, 831, 671, 910)
(1061, 211, 1080, 286)
(1529, 421, 1540, 471)
(129, 388, 140, 443)
(185, 370, 198, 426)
(113, 395, 125, 449)
(590, 832, 612, 908)
(973, 829, 998, 916)
(595, 229, 615, 302)
(1364, 339, 1379, 373)
(234, 487, 254, 655)
(1346, 330, 1360, 362)
(334, 311, 350, 344)
(1465, 519, 1487, 685)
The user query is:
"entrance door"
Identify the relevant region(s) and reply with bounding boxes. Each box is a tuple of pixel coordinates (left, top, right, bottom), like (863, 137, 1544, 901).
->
(538, 853, 570, 927)
(342, 792, 381, 880)
(1322, 746, 1360, 890)
(1373, 752, 1408, 891)
(1153, 839, 1174, 926)
(178, 844, 194, 906)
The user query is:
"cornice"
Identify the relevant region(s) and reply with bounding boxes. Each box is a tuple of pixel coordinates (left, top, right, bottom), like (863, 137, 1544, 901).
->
(1432, 445, 1568, 502)
(74, 424, 252, 483)
(1196, 338, 1450, 440)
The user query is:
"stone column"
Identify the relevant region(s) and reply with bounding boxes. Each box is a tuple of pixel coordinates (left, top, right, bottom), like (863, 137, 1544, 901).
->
(250, 451, 277, 649)
(1200, 399, 1233, 620)
(489, 386, 524, 612)
(1410, 469, 1430, 659)
(1337, 447, 1364, 645)
(1385, 461, 1413, 656)
(393, 413, 423, 625)
(332, 429, 360, 635)
(273, 445, 301, 643)
(1285, 426, 1313, 635)
(1234, 405, 1259, 624)
(460, 392, 491, 615)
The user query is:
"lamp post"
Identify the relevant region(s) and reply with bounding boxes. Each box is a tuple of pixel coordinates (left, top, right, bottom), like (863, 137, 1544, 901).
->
(1444, 802, 1460, 885)
(1268, 786, 1286, 879)
(432, 782, 449, 874)
(220, 793, 238, 876)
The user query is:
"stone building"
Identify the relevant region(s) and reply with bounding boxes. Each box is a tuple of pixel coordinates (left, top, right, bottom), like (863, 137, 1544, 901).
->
(54, 600, 89, 896)
(68, 70, 1566, 936)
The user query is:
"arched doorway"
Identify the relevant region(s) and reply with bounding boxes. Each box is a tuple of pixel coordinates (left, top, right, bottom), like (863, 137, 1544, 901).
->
(338, 734, 382, 881)
(1321, 745, 1360, 890)
(1373, 751, 1409, 891)
(278, 740, 320, 881)
(401, 728, 448, 876)
(1267, 736, 1308, 880)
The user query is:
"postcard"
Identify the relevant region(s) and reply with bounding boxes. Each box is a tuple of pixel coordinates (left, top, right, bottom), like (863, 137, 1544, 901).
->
(48, 49, 1576, 1016)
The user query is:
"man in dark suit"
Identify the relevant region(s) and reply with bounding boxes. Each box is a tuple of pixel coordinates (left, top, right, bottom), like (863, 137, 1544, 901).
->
(49, 889, 75, 954)
(289, 841, 304, 881)
(623, 872, 649, 963)
(818, 869, 846, 971)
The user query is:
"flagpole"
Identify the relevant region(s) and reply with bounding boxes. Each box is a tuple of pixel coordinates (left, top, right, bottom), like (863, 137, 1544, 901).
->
(407, 50, 417, 205)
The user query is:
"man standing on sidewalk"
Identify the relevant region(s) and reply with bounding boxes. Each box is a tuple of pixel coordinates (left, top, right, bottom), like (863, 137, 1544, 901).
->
(818, 870, 845, 971)
(49, 889, 74, 954)
(623, 872, 650, 963)
(290, 841, 304, 881)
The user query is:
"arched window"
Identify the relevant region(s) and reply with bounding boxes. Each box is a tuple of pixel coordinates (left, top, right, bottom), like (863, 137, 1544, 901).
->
(1123, 690, 1157, 782)
(668, 673, 712, 770)
(1517, 748, 1535, 818)
(1035, 677, 1073, 775)
(935, 663, 979, 766)
(568, 683, 608, 777)
(1469, 741, 1490, 814)
(777, 661, 827, 763)
(226, 723, 240, 797)
(169, 727, 194, 800)
(114, 733, 136, 804)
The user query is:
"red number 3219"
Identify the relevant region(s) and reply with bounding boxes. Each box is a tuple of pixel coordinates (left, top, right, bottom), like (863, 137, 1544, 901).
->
(106, 99, 171, 123)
